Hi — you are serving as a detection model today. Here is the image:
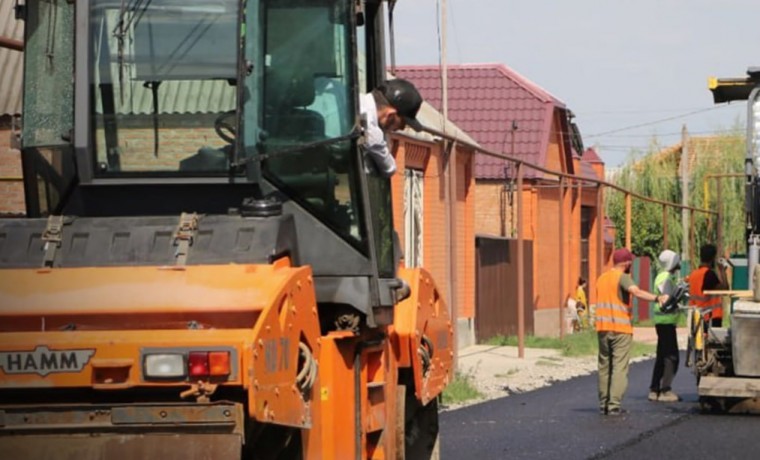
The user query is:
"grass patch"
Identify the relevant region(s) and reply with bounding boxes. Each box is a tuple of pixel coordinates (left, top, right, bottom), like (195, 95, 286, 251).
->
(483, 330, 655, 358)
(484, 334, 563, 349)
(442, 372, 483, 405)
(560, 332, 599, 357)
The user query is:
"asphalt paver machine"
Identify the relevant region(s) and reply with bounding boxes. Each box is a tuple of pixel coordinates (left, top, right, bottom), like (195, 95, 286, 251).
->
(687, 68, 760, 413)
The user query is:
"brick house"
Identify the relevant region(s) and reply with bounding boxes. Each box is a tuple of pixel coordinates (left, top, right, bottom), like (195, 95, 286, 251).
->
(397, 63, 611, 337)
(392, 106, 478, 348)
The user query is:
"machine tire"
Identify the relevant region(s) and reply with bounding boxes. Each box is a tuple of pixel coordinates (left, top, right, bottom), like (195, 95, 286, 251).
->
(699, 396, 726, 414)
(397, 384, 440, 460)
(244, 425, 303, 460)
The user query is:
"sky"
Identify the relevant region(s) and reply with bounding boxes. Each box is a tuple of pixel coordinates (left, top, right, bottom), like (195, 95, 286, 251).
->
(392, 0, 760, 167)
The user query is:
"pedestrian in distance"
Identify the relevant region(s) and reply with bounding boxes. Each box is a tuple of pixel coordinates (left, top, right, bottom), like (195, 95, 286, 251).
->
(359, 78, 423, 177)
(575, 277, 589, 331)
(649, 249, 683, 403)
(686, 244, 729, 328)
(596, 248, 669, 416)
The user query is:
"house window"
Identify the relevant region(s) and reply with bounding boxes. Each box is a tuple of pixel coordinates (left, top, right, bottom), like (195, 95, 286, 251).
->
(404, 169, 424, 267)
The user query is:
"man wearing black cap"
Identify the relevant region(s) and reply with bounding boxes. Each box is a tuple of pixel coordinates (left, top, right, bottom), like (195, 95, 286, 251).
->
(596, 248, 669, 416)
(359, 78, 424, 177)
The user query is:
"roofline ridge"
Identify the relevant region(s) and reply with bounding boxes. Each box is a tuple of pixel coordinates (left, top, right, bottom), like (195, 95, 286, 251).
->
(395, 62, 506, 71)
(491, 64, 565, 108)
(582, 147, 605, 164)
(396, 63, 566, 108)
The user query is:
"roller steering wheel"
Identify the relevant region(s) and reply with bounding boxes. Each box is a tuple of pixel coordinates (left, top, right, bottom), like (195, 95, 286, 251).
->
(215, 111, 237, 144)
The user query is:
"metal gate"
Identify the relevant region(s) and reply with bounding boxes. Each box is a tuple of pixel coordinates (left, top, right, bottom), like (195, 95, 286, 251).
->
(475, 236, 535, 342)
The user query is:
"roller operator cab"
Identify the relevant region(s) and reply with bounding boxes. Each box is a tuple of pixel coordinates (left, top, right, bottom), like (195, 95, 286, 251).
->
(0, 1, 453, 458)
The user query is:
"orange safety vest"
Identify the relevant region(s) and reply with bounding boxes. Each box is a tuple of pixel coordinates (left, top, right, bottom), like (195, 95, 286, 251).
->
(687, 266, 723, 320)
(595, 269, 633, 334)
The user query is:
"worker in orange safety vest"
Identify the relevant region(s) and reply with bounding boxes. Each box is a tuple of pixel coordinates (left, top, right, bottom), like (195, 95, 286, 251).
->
(686, 244, 728, 327)
(596, 248, 668, 416)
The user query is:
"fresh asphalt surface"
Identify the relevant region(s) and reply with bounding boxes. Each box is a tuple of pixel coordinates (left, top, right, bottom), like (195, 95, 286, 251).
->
(440, 353, 760, 459)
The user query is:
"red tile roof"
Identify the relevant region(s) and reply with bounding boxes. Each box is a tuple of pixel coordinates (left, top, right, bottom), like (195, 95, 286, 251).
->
(395, 63, 567, 179)
(577, 147, 603, 182)
(582, 147, 603, 164)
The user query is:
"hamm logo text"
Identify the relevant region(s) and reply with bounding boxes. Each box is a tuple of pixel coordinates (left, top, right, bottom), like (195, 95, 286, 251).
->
(0, 346, 96, 377)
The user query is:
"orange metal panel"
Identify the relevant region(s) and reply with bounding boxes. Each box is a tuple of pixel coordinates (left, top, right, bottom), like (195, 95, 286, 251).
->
(0, 264, 321, 430)
(394, 267, 453, 404)
(308, 333, 356, 460)
(0, 264, 295, 314)
(361, 338, 398, 460)
(247, 268, 321, 429)
(0, 329, 250, 389)
(307, 330, 401, 460)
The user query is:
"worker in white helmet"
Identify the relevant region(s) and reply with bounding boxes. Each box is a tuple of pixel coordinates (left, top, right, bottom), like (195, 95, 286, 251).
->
(648, 249, 683, 403)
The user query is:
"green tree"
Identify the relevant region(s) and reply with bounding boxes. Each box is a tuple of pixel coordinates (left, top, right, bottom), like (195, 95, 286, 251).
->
(606, 129, 745, 263)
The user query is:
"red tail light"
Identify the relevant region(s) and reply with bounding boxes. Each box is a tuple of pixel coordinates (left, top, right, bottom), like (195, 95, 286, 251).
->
(188, 352, 209, 378)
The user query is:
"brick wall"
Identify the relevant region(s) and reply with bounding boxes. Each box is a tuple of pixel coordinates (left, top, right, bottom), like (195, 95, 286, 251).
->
(544, 115, 563, 173)
(535, 187, 562, 309)
(473, 171, 607, 334)
(390, 136, 475, 321)
(474, 181, 519, 237)
(391, 137, 448, 304)
(0, 117, 25, 215)
(95, 124, 220, 171)
(0, 119, 222, 215)
(458, 150, 475, 318)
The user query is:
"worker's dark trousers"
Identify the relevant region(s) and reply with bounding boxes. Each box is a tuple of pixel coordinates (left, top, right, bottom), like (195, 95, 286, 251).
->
(650, 324, 679, 392)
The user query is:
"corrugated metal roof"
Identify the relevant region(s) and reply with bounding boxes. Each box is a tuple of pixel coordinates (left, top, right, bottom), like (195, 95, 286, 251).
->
(395, 63, 568, 179)
(105, 78, 236, 115)
(0, 4, 236, 117)
(0, 2, 24, 116)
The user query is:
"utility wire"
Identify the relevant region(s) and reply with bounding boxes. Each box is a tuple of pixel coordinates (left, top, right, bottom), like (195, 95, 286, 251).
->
(601, 128, 743, 138)
(580, 107, 719, 115)
(579, 105, 744, 116)
(585, 105, 734, 138)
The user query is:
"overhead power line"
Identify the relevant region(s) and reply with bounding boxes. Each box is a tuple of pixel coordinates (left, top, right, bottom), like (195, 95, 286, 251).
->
(579, 106, 720, 115)
(600, 128, 743, 138)
(585, 105, 735, 138)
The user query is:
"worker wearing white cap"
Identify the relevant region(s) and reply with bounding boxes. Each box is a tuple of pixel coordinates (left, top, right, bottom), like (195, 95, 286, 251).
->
(649, 249, 683, 403)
